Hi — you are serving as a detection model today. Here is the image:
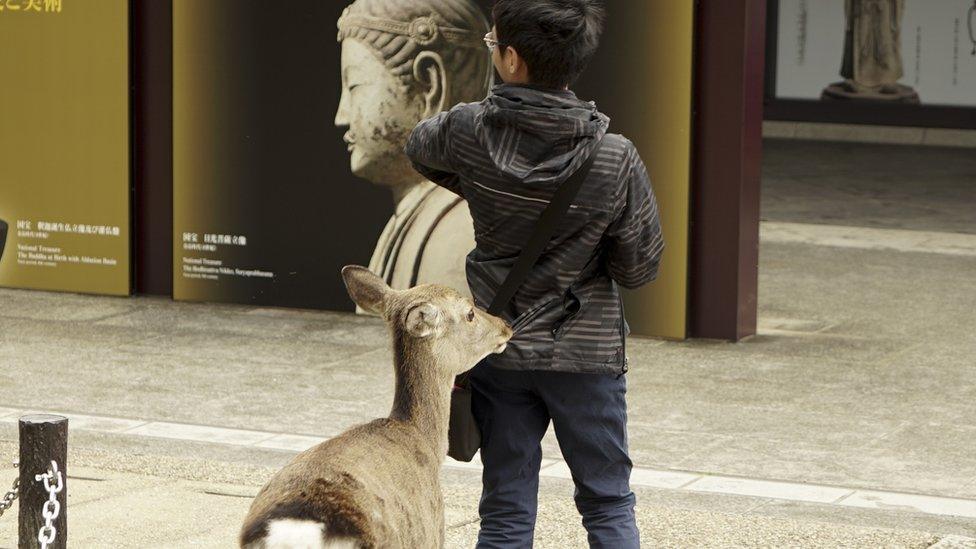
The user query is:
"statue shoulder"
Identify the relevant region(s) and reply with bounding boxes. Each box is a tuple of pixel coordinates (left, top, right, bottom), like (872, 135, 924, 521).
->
(424, 188, 473, 240)
(412, 189, 473, 296)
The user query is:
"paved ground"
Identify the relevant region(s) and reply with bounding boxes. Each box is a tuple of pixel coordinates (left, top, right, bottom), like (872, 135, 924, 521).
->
(0, 140, 974, 547)
(762, 140, 976, 234)
(0, 456, 951, 548)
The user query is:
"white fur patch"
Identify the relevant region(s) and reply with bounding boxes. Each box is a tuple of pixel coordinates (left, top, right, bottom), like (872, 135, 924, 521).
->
(257, 519, 358, 549)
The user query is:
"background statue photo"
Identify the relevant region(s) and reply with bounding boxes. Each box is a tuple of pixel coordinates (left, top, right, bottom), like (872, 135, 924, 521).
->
(969, 0, 976, 56)
(822, 0, 920, 103)
(335, 0, 492, 301)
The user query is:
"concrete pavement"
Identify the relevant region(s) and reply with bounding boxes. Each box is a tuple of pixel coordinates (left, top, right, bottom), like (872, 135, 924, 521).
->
(0, 442, 955, 548)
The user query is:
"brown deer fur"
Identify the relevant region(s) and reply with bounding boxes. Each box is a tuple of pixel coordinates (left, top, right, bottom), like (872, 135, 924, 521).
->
(240, 266, 512, 549)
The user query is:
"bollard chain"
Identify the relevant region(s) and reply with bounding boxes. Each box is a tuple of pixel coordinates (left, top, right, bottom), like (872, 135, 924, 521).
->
(0, 460, 18, 519)
(34, 460, 63, 549)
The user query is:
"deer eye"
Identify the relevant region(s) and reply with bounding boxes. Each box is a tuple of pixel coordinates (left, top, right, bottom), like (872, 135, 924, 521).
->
(466, 309, 476, 322)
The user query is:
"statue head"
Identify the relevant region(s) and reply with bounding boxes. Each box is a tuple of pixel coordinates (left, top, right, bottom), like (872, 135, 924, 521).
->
(335, 0, 492, 189)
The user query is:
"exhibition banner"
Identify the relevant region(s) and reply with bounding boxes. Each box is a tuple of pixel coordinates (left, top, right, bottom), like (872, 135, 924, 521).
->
(172, 0, 691, 337)
(0, 0, 131, 296)
(173, 1, 393, 310)
(775, 0, 976, 106)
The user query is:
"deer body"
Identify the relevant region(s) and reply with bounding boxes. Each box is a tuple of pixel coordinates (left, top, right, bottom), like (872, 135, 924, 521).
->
(241, 266, 512, 549)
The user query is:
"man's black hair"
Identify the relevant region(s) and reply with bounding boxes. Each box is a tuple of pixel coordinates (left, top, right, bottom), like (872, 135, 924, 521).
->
(492, 0, 605, 89)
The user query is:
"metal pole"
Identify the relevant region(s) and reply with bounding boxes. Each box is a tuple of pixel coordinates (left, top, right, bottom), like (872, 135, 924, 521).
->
(18, 415, 67, 549)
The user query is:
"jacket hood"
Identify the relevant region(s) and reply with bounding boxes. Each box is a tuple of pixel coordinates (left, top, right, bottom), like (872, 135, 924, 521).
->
(473, 83, 610, 184)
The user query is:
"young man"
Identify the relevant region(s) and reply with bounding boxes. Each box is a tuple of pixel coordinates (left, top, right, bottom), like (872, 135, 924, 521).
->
(405, 1, 663, 547)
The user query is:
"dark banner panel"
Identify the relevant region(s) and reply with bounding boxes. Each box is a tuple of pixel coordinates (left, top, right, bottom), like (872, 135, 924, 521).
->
(0, 1, 131, 296)
(173, 1, 395, 310)
(172, 0, 692, 337)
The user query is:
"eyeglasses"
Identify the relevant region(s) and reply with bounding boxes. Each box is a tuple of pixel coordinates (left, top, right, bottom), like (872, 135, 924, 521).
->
(483, 31, 502, 52)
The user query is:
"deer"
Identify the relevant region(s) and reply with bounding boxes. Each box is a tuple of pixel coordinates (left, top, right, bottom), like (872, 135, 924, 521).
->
(240, 265, 513, 549)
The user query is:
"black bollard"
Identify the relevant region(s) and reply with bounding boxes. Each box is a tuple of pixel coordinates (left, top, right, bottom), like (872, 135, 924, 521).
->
(18, 415, 67, 549)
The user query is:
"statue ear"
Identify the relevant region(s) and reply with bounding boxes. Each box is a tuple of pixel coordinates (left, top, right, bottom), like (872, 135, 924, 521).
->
(413, 51, 449, 118)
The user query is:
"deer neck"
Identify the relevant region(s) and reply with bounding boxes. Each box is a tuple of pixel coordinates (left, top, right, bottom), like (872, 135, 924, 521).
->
(389, 334, 453, 456)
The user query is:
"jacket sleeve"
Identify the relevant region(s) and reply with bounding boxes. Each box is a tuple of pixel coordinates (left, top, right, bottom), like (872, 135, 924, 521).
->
(605, 145, 665, 289)
(405, 107, 464, 197)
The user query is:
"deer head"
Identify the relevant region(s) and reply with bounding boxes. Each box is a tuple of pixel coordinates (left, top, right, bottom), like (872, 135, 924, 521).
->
(342, 265, 512, 376)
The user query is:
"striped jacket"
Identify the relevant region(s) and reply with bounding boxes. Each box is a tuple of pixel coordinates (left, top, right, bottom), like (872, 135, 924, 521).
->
(405, 83, 664, 375)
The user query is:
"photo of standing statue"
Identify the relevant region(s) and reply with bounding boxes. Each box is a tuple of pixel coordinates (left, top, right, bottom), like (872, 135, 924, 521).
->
(335, 0, 492, 301)
(822, 0, 920, 103)
(968, 0, 976, 56)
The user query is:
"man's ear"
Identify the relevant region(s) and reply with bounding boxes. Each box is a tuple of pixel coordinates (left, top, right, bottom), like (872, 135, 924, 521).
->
(413, 51, 448, 118)
(505, 46, 518, 75)
(405, 302, 444, 339)
(341, 265, 389, 316)
(503, 46, 527, 80)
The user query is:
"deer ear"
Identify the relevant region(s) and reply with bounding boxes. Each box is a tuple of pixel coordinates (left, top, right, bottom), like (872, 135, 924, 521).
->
(405, 302, 443, 339)
(341, 265, 389, 316)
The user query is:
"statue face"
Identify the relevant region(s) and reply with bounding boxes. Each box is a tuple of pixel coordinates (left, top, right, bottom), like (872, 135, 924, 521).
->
(335, 39, 426, 188)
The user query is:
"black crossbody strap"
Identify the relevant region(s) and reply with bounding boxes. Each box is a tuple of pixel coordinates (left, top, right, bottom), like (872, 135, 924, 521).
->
(488, 136, 606, 316)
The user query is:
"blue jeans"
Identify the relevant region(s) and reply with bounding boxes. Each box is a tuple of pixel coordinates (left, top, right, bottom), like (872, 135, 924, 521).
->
(470, 364, 639, 549)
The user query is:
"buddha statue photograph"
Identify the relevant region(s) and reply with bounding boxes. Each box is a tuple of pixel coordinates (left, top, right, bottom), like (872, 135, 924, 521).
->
(334, 0, 492, 300)
(822, 0, 920, 103)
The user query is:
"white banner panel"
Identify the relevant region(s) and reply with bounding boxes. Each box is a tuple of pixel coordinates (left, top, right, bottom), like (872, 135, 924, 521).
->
(776, 0, 976, 106)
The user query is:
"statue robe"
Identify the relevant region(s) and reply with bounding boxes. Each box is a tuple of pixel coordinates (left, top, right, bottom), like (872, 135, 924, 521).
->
(841, 0, 905, 88)
(367, 181, 474, 298)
